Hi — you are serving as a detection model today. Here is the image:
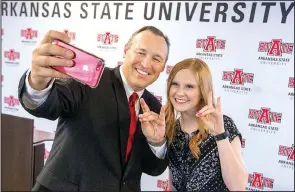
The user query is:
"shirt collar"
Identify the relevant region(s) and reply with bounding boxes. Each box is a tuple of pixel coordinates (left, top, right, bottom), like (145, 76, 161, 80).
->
(119, 65, 144, 100)
(176, 119, 199, 141)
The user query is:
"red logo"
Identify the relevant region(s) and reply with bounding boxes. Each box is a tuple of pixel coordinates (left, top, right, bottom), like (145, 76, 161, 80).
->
(248, 107, 282, 125)
(196, 36, 226, 52)
(44, 149, 50, 159)
(166, 65, 173, 74)
(241, 139, 245, 148)
(117, 61, 123, 66)
(289, 77, 294, 88)
(258, 39, 293, 56)
(278, 144, 294, 161)
(4, 49, 20, 61)
(97, 32, 118, 45)
(155, 96, 162, 104)
(21, 28, 38, 39)
(222, 69, 254, 85)
(157, 179, 168, 191)
(150, 92, 162, 104)
(1, 28, 3, 36)
(64, 29, 76, 41)
(247, 172, 274, 190)
(4, 96, 20, 106)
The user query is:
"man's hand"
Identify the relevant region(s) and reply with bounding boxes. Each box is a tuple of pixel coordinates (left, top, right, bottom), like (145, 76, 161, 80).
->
(138, 98, 166, 144)
(30, 30, 75, 90)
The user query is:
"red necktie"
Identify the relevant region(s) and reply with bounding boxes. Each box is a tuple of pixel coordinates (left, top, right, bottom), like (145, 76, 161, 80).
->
(125, 92, 138, 162)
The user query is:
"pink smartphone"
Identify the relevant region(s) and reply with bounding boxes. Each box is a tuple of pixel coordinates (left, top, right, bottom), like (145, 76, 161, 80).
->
(52, 40, 105, 88)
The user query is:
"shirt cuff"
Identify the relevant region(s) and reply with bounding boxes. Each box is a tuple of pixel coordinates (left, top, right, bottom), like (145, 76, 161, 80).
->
(22, 70, 55, 109)
(148, 141, 167, 159)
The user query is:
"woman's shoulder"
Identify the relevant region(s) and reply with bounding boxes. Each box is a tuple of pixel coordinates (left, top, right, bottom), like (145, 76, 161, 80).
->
(223, 115, 237, 129)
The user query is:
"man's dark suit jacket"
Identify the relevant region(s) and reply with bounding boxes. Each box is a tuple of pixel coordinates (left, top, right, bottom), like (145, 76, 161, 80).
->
(18, 66, 168, 191)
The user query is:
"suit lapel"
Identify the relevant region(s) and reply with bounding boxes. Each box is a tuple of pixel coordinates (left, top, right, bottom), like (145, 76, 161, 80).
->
(112, 67, 130, 168)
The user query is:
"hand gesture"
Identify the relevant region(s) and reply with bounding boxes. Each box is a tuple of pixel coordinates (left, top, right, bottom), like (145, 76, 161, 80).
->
(30, 30, 75, 90)
(196, 91, 224, 135)
(138, 98, 166, 143)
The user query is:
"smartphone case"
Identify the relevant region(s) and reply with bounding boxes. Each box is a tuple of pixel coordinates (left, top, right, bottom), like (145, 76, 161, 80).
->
(52, 40, 105, 88)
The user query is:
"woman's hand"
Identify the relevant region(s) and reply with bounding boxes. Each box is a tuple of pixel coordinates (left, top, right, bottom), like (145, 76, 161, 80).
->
(196, 91, 224, 135)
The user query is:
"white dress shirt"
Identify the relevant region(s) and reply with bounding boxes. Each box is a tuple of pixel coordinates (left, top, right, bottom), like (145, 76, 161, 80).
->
(22, 67, 167, 159)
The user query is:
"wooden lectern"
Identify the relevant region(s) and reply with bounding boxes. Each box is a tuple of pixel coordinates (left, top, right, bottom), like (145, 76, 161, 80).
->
(1, 113, 46, 191)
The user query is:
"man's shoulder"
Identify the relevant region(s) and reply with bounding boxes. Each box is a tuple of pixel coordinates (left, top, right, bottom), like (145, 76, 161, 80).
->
(143, 89, 162, 111)
(94, 66, 115, 84)
(143, 89, 155, 100)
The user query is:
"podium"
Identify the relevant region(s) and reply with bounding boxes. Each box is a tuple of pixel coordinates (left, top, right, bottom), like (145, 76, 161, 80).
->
(1, 114, 48, 191)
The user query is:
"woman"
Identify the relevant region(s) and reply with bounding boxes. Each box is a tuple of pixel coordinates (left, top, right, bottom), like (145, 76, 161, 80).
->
(139, 58, 248, 192)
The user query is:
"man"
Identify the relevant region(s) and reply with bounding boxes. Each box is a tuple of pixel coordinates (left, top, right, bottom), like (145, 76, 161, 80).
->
(18, 26, 170, 191)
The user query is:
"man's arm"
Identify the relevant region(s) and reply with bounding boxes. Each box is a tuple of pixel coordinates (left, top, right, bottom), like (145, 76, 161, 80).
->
(22, 70, 54, 109)
(137, 92, 169, 176)
(141, 141, 168, 176)
(18, 70, 88, 120)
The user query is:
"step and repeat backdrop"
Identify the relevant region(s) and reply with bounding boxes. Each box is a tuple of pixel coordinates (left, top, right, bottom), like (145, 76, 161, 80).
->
(1, 1, 294, 191)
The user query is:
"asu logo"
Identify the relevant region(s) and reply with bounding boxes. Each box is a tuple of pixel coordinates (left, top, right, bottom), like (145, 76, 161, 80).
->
(288, 77, 294, 98)
(288, 77, 294, 88)
(44, 149, 50, 164)
(4, 49, 20, 61)
(1, 28, 3, 36)
(241, 139, 245, 148)
(258, 39, 293, 66)
(157, 179, 168, 191)
(248, 107, 281, 134)
(278, 144, 294, 169)
(44, 149, 50, 159)
(196, 36, 225, 60)
(4, 96, 20, 111)
(278, 144, 294, 161)
(155, 96, 162, 104)
(97, 32, 119, 51)
(248, 107, 282, 125)
(258, 39, 293, 56)
(166, 65, 173, 75)
(64, 29, 76, 41)
(222, 69, 254, 85)
(97, 32, 119, 45)
(150, 92, 163, 104)
(246, 172, 274, 190)
(196, 36, 226, 52)
(222, 68, 253, 94)
(21, 28, 38, 40)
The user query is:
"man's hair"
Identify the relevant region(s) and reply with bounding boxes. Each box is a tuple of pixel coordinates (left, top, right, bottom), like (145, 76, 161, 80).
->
(126, 26, 170, 62)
